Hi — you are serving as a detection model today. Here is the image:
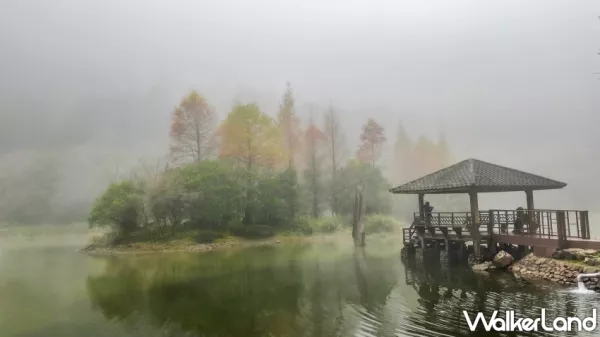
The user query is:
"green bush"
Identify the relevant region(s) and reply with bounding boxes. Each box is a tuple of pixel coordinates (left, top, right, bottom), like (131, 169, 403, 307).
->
(230, 225, 275, 239)
(196, 230, 224, 243)
(177, 161, 245, 229)
(295, 215, 347, 235)
(363, 214, 402, 234)
(294, 216, 314, 235)
(88, 180, 143, 243)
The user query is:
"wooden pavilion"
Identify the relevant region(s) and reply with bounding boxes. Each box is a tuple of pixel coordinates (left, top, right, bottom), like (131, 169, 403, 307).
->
(390, 159, 594, 258)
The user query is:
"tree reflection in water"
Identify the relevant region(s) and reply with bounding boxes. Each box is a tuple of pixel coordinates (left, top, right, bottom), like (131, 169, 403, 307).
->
(86, 244, 401, 337)
(86, 244, 600, 337)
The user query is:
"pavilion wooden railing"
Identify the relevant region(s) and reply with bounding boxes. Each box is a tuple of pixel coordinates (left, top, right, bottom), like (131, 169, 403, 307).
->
(410, 211, 490, 238)
(487, 209, 590, 242)
(405, 210, 590, 243)
(412, 212, 490, 227)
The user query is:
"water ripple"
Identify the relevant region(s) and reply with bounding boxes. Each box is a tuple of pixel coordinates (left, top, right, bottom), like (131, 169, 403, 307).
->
(8, 243, 600, 337)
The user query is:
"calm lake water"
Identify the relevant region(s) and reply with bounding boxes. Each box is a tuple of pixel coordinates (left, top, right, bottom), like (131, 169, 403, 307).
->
(1, 233, 600, 337)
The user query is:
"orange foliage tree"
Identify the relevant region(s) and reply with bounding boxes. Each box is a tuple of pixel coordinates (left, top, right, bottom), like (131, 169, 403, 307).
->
(169, 91, 217, 163)
(357, 118, 386, 168)
(218, 103, 284, 169)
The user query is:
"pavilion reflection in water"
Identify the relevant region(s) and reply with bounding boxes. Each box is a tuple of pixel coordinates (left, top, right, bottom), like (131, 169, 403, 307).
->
(400, 257, 597, 337)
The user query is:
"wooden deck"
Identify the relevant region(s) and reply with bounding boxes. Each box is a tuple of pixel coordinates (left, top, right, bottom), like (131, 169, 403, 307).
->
(402, 209, 599, 253)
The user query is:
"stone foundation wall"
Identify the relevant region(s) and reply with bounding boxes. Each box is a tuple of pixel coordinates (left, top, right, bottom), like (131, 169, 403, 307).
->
(508, 253, 600, 290)
(413, 247, 440, 261)
(402, 243, 466, 264)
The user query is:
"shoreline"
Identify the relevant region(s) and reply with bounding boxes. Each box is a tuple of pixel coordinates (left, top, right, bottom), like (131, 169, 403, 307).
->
(471, 248, 600, 291)
(81, 230, 358, 255)
(506, 250, 600, 290)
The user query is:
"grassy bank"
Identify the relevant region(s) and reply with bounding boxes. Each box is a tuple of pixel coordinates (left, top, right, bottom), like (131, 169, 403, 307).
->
(84, 230, 344, 255)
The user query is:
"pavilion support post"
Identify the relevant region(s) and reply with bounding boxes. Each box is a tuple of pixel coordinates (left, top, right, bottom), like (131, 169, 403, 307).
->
(557, 211, 567, 249)
(487, 210, 496, 254)
(525, 190, 534, 210)
(418, 194, 425, 221)
(469, 191, 481, 257)
(581, 211, 590, 239)
(445, 238, 450, 256)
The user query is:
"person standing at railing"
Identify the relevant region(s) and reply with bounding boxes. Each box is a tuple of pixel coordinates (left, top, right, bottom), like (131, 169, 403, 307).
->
(513, 207, 524, 234)
(524, 209, 538, 234)
(423, 201, 434, 225)
(422, 201, 435, 236)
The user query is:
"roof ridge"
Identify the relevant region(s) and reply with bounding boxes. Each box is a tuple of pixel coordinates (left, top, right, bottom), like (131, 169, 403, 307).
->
(471, 158, 564, 184)
(389, 157, 567, 194)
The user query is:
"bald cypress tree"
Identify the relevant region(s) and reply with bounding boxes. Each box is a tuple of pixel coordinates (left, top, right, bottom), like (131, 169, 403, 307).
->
(277, 82, 302, 169)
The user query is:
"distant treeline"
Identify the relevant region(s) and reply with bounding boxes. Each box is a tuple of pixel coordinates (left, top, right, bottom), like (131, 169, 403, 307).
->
(0, 83, 458, 227)
(389, 122, 464, 219)
(0, 87, 171, 226)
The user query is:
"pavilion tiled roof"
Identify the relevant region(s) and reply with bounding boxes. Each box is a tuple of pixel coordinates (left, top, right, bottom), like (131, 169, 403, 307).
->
(389, 158, 567, 194)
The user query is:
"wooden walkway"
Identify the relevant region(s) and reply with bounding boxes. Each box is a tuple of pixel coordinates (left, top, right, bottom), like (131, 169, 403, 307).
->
(403, 209, 600, 255)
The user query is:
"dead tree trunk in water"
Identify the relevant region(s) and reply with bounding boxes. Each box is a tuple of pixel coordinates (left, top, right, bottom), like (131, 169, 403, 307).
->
(352, 182, 366, 246)
(353, 247, 368, 305)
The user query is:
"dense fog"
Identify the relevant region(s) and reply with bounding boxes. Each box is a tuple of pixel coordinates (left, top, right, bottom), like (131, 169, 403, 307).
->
(1, 0, 598, 224)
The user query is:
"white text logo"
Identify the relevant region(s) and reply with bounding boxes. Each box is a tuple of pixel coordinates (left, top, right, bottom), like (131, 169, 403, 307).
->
(463, 309, 597, 332)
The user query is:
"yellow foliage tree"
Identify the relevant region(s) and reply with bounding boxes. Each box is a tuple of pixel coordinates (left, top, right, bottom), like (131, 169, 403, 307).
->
(218, 103, 285, 169)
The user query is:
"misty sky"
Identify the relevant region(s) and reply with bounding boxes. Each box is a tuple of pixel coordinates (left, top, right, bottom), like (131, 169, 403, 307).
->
(1, 0, 599, 210)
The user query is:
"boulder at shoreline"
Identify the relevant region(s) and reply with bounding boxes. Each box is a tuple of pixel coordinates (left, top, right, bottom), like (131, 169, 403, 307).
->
(492, 250, 514, 268)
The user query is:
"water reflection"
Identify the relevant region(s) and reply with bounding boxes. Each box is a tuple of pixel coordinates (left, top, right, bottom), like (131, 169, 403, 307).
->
(87, 245, 401, 337)
(400, 258, 599, 337)
(83, 244, 600, 337)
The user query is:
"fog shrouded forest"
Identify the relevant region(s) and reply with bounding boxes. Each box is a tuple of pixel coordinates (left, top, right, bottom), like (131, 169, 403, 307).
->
(1, 0, 599, 226)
